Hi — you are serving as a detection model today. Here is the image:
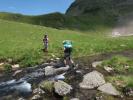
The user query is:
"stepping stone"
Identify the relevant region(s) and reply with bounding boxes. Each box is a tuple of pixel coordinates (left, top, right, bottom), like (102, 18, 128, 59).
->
(98, 83, 120, 96)
(79, 71, 105, 89)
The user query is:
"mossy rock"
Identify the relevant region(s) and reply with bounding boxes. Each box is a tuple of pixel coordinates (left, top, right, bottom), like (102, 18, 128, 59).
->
(40, 81, 54, 94)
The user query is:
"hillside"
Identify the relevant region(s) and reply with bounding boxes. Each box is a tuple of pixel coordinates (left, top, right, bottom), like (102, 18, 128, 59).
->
(0, 12, 114, 31)
(0, 19, 133, 67)
(66, 0, 133, 16)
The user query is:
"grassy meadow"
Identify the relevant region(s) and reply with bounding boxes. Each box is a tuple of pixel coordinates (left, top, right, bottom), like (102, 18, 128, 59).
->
(0, 19, 133, 67)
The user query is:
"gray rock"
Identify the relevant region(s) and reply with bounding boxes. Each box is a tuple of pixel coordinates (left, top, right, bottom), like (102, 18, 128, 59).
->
(45, 66, 69, 76)
(79, 71, 105, 89)
(45, 66, 56, 76)
(55, 66, 69, 74)
(98, 83, 120, 96)
(33, 88, 45, 95)
(18, 98, 25, 100)
(76, 70, 83, 74)
(54, 80, 72, 96)
(104, 66, 113, 72)
(12, 70, 23, 77)
(31, 94, 42, 100)
(92, 61, 102, 68)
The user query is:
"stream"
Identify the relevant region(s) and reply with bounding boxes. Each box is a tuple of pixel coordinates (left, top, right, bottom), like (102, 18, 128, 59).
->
(0, 50, 133, 99)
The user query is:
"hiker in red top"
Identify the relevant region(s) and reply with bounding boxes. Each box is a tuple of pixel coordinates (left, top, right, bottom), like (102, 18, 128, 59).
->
(43, 34, 49, 52)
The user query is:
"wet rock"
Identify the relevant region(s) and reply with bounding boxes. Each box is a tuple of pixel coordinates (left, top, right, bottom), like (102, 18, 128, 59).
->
(98, 83, 120, 96)
(45, 66, 56, 76)
(79, 71, 105, 89)
(13, 70, 23, 78)
(18, 97, 26, 100)
(55, 66, 69, 74)
(45, 66, 69, 76)
(92, 61, 102, 68)
(54, 80, 72, 96)
(76, 70, 83, 74)
(33, 88, 45, 95)
(104, 66, 113, 73)
(40, 81, 54, 93)
(123, 87, 133, 97)
(31, 94, 42, 100)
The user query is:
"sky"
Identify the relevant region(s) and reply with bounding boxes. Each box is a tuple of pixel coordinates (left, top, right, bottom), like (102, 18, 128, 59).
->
(0, 0, 74, 15)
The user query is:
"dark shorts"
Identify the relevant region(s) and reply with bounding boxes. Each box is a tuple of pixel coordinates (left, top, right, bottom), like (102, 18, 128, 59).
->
(44, 43, 48, 48)
(64, 48, 72, 60)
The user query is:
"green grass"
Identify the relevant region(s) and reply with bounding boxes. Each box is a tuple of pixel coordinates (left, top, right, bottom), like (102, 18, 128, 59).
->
(107, 75, 133, 87)
(0, 19, 133, 67)
(102, 55, 133, 73)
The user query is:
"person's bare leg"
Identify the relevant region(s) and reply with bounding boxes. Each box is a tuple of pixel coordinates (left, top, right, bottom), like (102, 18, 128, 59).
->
(64, 59, 67, 66)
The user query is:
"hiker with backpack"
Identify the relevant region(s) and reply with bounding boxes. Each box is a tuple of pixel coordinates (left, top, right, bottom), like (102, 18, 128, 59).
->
(43, 34, 49, 52)
(63, 40, 74, 67)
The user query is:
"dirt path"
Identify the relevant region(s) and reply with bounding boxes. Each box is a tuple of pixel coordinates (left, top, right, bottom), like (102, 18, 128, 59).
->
(75, 49, 133, 68)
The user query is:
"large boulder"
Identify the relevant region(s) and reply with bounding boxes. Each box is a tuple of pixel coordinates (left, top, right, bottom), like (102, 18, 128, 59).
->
(54, 80, 72, 96)
(79, 71, 105, 89)
(98, 83, 120, 96)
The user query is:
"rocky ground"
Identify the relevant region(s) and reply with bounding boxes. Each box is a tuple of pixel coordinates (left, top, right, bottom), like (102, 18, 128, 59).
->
(112, 13, 133, 37)
(0, 50, 133, 100)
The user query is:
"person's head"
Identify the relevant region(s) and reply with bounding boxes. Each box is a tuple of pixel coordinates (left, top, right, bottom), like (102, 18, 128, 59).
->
(44, 34, 48, 38)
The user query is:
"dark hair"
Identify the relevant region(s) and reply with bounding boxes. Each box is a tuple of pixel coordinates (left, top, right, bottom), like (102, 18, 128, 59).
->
(44, 34, 48, 38)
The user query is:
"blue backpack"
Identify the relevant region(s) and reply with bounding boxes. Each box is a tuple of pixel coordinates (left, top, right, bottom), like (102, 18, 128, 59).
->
(63, 40, 72, 48)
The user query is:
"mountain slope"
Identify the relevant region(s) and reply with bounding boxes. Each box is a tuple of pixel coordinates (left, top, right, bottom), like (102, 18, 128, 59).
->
(0, 12, 113, 30)
(66, 0, 133, 16)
